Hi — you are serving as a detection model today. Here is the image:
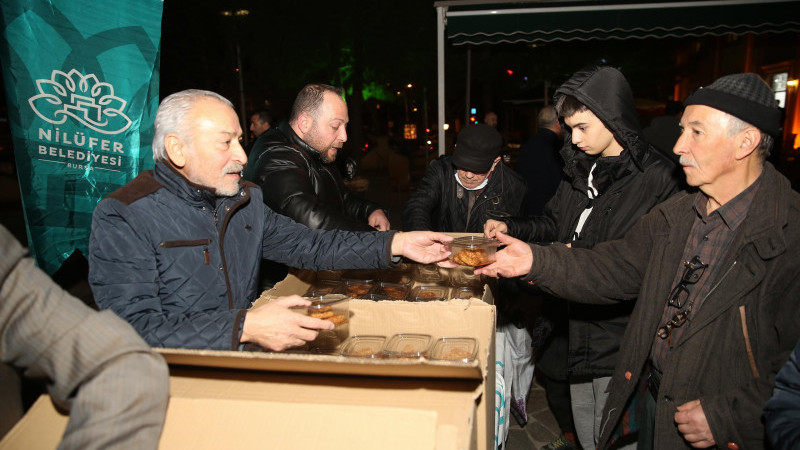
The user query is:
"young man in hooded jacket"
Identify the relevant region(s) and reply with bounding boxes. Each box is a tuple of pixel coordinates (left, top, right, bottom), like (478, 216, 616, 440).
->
(485, 65, 681, 450)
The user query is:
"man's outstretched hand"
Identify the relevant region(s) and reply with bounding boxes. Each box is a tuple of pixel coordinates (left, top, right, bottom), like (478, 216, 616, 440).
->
(390, 231, 453, 264)
(474, 231, 533, 278)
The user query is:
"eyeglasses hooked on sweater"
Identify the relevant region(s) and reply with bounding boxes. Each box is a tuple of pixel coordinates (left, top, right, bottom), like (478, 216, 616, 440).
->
(666, 256, 708, 309)
(658, 256, 707, 340)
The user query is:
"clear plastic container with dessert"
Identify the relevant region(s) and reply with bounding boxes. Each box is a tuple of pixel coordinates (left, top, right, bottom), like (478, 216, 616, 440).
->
(340, 269, 380, 283)
(382, 333, 432, 359)
(409, 285, 448, 302)
(304, 280, 343, 297)
(414, 264, 449, 284)
(378, 268, 414, 286)
(343, 280, 375, 298)
(450, 286, 479, 300)
(449, 266, 485, 289)
(429, 337, 478, 363)
(339, 335, 386, 358)
(446, 236, 499, 267)
(375, 282, 410, 300)
(303, 294, 350, 353)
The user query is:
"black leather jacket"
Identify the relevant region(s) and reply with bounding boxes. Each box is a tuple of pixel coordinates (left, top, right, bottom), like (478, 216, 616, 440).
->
(244, 122, 383, 231)
(403, 155, 526, 233)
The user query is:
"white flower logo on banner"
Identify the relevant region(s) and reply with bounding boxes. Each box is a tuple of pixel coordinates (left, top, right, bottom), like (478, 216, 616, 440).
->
(28, 69, 132, 135)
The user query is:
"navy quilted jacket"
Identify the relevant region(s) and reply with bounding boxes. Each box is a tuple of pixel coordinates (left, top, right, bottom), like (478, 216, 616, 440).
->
(89, 162, 394, 350)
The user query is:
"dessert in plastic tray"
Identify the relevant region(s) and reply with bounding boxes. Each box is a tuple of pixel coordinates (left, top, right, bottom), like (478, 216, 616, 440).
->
(375, 282, 410, 300)
(446, 236, 499, 267)
(340, 269, 380, 283)
(410, 285, 448, 302)
(429, 337, 478, 362)
(414, 264, 448, 284)
(378, 268, 414, 286)
(450, 286, 479, 300)
(304, 294, 350, 353)
(343, 280, 375, 298)
(382, 333, 432, 359)
(449, 266, 485, 288)
(304, 280, 343, 297)
(339, 335, 386, 358)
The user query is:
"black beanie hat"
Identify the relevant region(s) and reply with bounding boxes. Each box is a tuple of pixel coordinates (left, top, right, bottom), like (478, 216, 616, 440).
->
(684, 73, 781, 137)
(452, 124, 502, 173)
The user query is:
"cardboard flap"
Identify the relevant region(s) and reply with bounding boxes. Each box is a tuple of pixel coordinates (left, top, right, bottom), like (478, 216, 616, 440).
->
(160, 398, 439, 449)
(158, 347, 483, 380)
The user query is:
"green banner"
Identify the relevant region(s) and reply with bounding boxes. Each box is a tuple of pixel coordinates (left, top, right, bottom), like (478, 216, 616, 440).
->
(0, 0, 162, 274)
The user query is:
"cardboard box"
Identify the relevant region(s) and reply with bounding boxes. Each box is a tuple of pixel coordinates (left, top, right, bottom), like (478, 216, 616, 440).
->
(1, 269, 496, 450)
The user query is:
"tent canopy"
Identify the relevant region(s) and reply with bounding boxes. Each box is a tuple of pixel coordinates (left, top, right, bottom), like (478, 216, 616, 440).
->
(441, 0, 800, 45)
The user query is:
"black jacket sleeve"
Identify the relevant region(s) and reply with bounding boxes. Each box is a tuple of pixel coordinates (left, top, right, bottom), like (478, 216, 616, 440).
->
(505, 178, 569, 243)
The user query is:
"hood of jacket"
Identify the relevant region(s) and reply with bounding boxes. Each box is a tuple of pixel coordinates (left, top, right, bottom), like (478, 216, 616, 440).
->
(555, 66, 650, 189)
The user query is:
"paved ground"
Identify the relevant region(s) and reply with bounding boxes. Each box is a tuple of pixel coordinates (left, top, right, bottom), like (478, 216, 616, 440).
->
(506, 377, 562, 449)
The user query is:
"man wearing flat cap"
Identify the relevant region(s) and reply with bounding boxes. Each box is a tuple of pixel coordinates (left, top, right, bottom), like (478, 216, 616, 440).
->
(403, 123, 526, 232)
(475, 73, 800, 449)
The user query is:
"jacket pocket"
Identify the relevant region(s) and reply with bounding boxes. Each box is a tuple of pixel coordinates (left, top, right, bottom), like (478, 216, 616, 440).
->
(160, 239, 213, 264)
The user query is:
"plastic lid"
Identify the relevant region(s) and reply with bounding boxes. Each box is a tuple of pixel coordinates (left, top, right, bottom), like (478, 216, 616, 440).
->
(383, 334, 432, 358)
(339, 335, 387, 358)
(451, 286, 477, 299)
(377, 282, 410, 300)
(411, 285, 447, 302)
(451, 236, 500, 248)
(429, 337, 478, 362)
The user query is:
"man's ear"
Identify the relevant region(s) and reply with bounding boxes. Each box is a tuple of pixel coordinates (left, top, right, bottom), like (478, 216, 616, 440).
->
(735, 128, 760, 160)
(296, 112, 313, 136)
(490, 156, 502, 171)
(164, 133, 187, 168)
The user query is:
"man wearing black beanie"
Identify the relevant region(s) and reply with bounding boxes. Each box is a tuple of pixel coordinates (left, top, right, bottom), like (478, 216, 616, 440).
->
(474, 73, 800, 450)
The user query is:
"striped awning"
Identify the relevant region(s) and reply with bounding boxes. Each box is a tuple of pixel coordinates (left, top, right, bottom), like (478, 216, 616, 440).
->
(441, 0, 800, 45)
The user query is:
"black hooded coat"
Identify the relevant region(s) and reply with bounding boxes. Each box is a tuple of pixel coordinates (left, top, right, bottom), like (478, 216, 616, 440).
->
(505, 66, 682, 379)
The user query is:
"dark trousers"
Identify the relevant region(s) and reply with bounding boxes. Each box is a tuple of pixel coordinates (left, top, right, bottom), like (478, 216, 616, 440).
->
(638, 365, 661, 450)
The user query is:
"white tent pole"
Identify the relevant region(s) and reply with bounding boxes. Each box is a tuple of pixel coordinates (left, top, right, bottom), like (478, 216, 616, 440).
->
(437, 5, 446, 156)
(465, 48, 471, 125)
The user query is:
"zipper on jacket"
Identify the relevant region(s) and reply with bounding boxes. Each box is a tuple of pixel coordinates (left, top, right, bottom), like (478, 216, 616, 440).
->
(159, 239, 213, 248)
(701, 260, 737, 304)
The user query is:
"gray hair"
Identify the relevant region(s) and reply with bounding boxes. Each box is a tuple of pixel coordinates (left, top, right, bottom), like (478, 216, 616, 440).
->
(289, 84, 344, 124)
(537, 105, 559, 128)
(724, 113, 773, 161)
(152, 89, 234, 162)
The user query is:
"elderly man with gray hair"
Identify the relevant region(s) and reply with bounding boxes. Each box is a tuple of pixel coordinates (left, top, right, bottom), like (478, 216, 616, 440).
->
(88, 89, 452, 352)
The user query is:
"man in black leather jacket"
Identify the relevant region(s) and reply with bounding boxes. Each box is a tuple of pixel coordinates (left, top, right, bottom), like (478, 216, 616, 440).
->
(243, 84, 389, 232)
